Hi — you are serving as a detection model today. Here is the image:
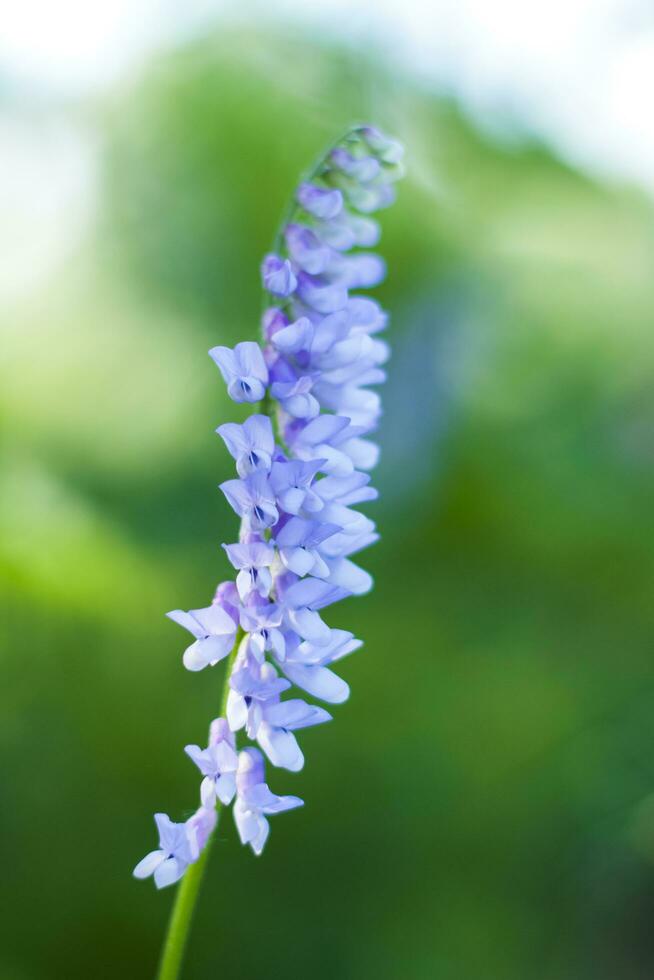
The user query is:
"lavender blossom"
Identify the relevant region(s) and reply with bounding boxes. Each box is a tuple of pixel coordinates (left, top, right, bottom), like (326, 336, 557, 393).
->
(233, 748, 303, 855)
(274, 517, 340, 578)
(227, 647, 291, 735)
(284, 224, 332, 275)
(223, 540, 275, 601)
(278, 575, 349, 646)
(166, 604, 237, 672)
(330, 147, 381, 182)
(239, 598, 286, 661)
(219, 471, 278, 531)
(268, 458, 324, 514)
(270, 374, 320, 420)
(186, 805, 218, 852)
(279, 629, 362, 704)
(133, 814, 199, 889)
(209, 342, 268, 402)
(296, 182, 343, 219)
(261, 254, 298, 296)
(256, 698, 331, 772)
(217, 415, 274, 478)
(136, 125, 402, 891)
(185, 719, 239, 806)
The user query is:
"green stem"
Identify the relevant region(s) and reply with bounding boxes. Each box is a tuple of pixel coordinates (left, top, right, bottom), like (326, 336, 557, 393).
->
(155, 839, 214, 980)
(155, 634, 241, 980)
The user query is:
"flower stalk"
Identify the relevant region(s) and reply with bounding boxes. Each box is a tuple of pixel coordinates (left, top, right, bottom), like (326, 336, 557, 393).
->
(135, 123, 404, 979)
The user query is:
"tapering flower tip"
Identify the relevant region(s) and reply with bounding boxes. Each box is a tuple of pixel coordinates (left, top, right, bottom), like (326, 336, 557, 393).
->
(166, 604, 237, 672)
(133, 813, 198, 889)
(209, 341, 268, 403)
(233, 748, 304, 855)
(360, 125, 405, 164)
(297, 182, 343, 220)
(261, 254, 297, 297)
(217, 414, 274, 478)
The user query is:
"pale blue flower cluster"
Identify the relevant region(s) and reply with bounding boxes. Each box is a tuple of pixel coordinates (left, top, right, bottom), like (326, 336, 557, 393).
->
(134, 125, 403, 886)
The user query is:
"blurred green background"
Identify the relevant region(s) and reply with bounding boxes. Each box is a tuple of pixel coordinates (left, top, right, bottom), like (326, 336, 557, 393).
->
(2, 22, 654, 980)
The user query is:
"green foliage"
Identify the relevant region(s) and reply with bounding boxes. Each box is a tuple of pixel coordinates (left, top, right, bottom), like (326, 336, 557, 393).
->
(2, 27, 654, 980)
